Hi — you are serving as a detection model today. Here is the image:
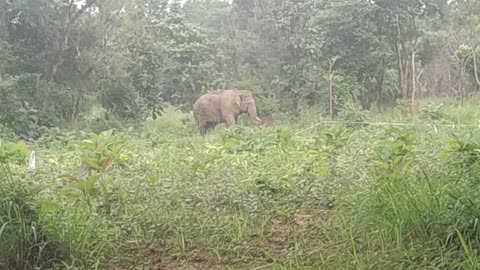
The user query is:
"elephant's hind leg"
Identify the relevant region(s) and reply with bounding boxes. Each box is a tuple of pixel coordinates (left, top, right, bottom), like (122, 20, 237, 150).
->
(200, 122, 216, 135)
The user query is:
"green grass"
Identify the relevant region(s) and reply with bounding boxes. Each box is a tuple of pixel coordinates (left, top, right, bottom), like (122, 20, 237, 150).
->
(4, 98, 480, 269)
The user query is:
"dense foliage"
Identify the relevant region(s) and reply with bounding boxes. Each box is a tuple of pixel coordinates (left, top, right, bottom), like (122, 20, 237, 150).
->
(1, 0, 480, 136)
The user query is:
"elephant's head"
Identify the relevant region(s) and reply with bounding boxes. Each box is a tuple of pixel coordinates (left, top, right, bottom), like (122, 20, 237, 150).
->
(236, 90, 261, 124)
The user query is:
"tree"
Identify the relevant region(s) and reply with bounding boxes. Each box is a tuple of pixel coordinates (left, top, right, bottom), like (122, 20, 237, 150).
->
(0, 0, 478, 137)
(45, 0, 97, 82)
(373, 0, 443, 111)
(317, 0, 394, 110)
(449, 0, 480, 94)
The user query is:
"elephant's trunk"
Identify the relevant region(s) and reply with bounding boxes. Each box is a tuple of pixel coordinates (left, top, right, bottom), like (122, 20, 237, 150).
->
(248, 103, 261, 125)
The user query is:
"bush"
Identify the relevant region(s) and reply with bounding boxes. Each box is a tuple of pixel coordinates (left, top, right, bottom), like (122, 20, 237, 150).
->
(0, 74, 73, 138)
(418, 102, 446, 121)
(0, 184, 62, 270)
(0, 139, 61, 269)
(0, 124, 15, 140)
(144, 104, 194, 133)
(343, 127, 480, 268)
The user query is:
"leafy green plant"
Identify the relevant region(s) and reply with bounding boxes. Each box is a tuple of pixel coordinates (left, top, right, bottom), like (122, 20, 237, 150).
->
(78, 130, 124, 176)
(337, 100, 370, 127)
(220, 126, 294, 154)
(0, 139, 28, 165)
(312, 125, 351, 177)
(60, 130, 124, 215)
(418, 102, 446, 121)
(36, 127, 82, 149)
(373, 127, 417, 177)
(0, 139, 28, 187)
(446, 129, 480, 168)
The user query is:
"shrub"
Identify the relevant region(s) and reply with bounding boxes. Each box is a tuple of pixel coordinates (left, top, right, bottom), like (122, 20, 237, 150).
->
(144, 104, 194, 133)
(0, 74, 73, 138)
(0, 139, 61, 269)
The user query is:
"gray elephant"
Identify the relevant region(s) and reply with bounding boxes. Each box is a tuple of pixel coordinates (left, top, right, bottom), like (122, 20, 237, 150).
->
(193, 89, 261, 134)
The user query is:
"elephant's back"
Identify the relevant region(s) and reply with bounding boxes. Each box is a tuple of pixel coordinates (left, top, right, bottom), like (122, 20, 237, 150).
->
(193, 93, 222, 122)
(193, 93, 219, 113)
(194, 93, 220, 107)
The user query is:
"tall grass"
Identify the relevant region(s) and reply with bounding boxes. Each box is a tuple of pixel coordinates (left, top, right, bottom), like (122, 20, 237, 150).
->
(4, 99, 480, 269)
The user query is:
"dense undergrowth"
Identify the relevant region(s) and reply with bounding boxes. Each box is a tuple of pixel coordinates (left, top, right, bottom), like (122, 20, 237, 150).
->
(3, 99, 480, 269)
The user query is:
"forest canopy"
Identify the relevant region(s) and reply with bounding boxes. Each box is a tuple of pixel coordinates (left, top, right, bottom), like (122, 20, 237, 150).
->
(0, 0, 479, 137)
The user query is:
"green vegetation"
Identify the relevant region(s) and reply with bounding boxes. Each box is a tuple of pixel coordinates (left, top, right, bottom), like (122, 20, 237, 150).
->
(2, 0, 480, 138)
(3, 0, 480, 269)
(1, 100, 480, 269)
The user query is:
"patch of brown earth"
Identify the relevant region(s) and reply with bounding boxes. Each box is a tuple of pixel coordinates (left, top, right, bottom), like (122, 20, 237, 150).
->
(107, 240, 220, 270)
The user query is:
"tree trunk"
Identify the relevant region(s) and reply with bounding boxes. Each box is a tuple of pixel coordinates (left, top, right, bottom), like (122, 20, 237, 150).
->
(416, 68, 424, 100)
(376, 57, 385, 112)
(460, 62, 466, 105)
(45, 0, 97, 81)
(395, 15, 411, 113)
(411, 46, 417, 112)
(328, 57, 338, 120)
(329, 73, 334, 120)
(472, 47, 480, 93)
(397, 47, 410, 112)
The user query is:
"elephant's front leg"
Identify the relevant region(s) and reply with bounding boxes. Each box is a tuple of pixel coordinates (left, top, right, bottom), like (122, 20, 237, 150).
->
(223, 114, 236, 127)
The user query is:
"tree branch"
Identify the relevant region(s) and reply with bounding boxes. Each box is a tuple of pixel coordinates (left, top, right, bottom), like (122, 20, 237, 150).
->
(45, 0, 97, 81)
(71, 0, 97, 23)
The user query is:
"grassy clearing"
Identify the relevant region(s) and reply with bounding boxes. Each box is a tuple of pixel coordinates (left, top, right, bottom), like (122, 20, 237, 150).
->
(3, 99, 480, 269)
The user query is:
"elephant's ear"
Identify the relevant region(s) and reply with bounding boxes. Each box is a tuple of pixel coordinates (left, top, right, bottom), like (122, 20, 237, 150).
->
(234, 93, 242, 108)
(239, 91, 254, 104)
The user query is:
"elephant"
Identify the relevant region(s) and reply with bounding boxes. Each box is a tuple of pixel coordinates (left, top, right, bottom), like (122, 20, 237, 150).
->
(193, 89, 262, 134)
